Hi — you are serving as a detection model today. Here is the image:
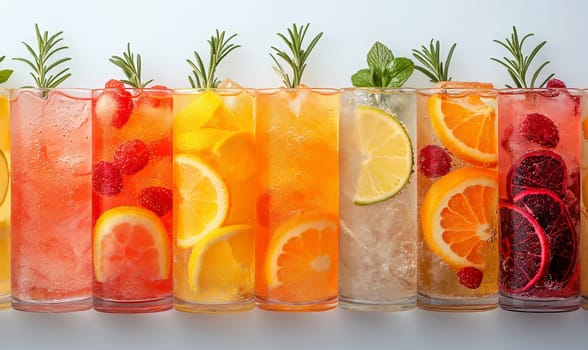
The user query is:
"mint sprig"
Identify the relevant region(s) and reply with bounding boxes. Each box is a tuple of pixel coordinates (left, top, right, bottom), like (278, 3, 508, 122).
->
(0, 56, 13, 84)
(351, 41, 414, 88)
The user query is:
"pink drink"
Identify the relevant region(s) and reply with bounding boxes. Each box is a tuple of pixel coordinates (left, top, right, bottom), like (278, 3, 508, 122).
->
(497, 88, 581, 312)
(10, 89, 92, 312)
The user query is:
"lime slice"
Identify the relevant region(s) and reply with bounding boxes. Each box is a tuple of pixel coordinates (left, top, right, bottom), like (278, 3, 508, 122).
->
(353, 105, 413, 205)
(0, 150, 8, 207)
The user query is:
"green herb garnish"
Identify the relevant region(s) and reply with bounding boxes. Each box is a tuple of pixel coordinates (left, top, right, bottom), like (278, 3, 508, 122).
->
(491, 26, 554, 88)
(412, 39, 456, 83)
(110, 43, 153, 88)
(187, 30, 240, 89)
(351, 41, 414, 88)
(270, 23, 323, 88)
(0, 56, 13, 84)
(13, 23, 71, 91)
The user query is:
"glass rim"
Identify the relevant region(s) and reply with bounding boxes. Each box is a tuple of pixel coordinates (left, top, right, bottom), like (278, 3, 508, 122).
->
(255, 87, 339, 95)
(173, 87, 255, 95)
(497, 87, 582, 94)
(340, 87, 416, 93)
(417, 87, 498, 96)
(11, 88, 93, 101)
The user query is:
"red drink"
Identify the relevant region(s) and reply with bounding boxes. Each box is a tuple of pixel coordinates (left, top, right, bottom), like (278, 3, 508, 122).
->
(498, 88, 581, 312)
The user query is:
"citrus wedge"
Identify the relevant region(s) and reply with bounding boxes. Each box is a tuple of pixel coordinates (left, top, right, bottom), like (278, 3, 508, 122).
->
(174, 128, 230, 153)
(188, 224, 253, 293)
(421, 167, 497, 269)
(428, 93, 497, 165)
(93, 206, 170, 282)
(353, 105, 413, 205)
(174, 91, 223, 130)
(265, 212, 338, 289)
(174, 154, 229, 248)
(0, 150, 8, 207)
(212, 131, 255, 181)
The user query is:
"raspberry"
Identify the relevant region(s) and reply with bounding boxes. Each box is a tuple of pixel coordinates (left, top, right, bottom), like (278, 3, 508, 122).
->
(418, 145, 451, 178)
(138, 186, 173, 216)
(520, 113, 559, 148)
(546, 78, 566, 89)
(457, 266, 483, 289)
(113, 139, 150, 175)
(93, 161, 123, 196)
(105, 79, 125, 90)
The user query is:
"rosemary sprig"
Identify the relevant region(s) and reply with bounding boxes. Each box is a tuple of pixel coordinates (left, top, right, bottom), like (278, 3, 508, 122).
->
(187, 30, 240, 89)
(270, 23, 323, 88)
(13, 23, 71, 91)
(0, 56, 13, 84)
(110, 43, 153, 88)
(412, 39, 456, 83)
(491, 26, 554, 88)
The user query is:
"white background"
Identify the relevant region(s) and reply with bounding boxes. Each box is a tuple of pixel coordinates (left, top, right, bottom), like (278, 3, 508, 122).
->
(1, 0, 588, 349)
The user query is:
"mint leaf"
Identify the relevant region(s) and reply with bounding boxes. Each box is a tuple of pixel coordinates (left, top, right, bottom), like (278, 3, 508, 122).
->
(385, 57, 414, 87)
(0, 69, 12, 84)
(351, 68, 373, 87)
(367, 41, 393, 72)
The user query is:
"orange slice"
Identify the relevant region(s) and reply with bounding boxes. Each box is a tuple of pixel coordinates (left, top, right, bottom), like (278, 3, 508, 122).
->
(421, 167, 497, 269)
(265, 212, 338, 289)
(93, 206, 170, 282)
(582, 117, 588, 140)
(428, 92, 497, 165)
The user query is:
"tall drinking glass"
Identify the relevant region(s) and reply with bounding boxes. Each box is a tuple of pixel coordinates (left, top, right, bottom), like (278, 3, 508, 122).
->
(0, 89, 10, 309)
(172, 88, 255, 312)
(92, 87, 173, 313)
(255, 87, 339, 311)
(339, 88, 416, 311)
(417, 87, 498, 311)
(498, 88, 581, 312)
(10, 88, 92, 312)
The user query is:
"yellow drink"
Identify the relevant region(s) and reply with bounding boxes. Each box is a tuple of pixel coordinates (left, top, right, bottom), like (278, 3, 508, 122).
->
(173, 87, 255, 312)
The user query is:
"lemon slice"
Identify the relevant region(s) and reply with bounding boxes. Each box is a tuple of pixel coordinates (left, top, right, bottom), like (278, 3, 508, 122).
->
(0, 150, 8, 207)
(353, 105, 413, 205)
(174, 128, 231, 153)
(174, 91, 223, 130)
(212, 131, 255, 181)
(93, 206, 170, 282)
(187, 224, 253, 293)
(175, 154, 229, 248)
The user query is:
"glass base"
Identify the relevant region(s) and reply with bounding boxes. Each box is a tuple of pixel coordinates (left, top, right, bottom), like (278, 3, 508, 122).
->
(339, 295, 416, 312)
(94, 296, 172, 313)
(499, 293, 580, 313)
(417, 293, 497, 312)
(12, 296, 92, 312)
(581, 295, 588, 310)
(0, 294, 11, 310)
(256, 296, 337, 312)
(174, 297, 254, 313)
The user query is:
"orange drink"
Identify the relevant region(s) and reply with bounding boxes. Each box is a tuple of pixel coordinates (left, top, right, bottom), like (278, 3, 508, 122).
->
(255, 87, 339, 311)
(172, 87, 255, 312)
(10, 89, 93, 312)
(0, 89, 10, 309)
(92, 85, 173, 313)
(417, 86, 498, 311)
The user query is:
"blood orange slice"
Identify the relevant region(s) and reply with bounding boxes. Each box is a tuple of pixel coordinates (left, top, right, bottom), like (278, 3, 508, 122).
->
(507, 150, 566, 199)
(514, 189, 577, 286)
(498, 201, 549, 293)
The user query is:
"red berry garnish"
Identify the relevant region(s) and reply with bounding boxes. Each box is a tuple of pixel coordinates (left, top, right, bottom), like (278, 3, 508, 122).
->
(457, 266, 483, 289)
(112, 139, 150, 175)
(105, 79, 125, 90)
(93, 161, 123, 196)
(138, 186, 173, 216)
(546, 78, 566, 89)
(94, 85, 134, 129)
(520, 113, 559, 148)
(418, 145, 451, 178)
